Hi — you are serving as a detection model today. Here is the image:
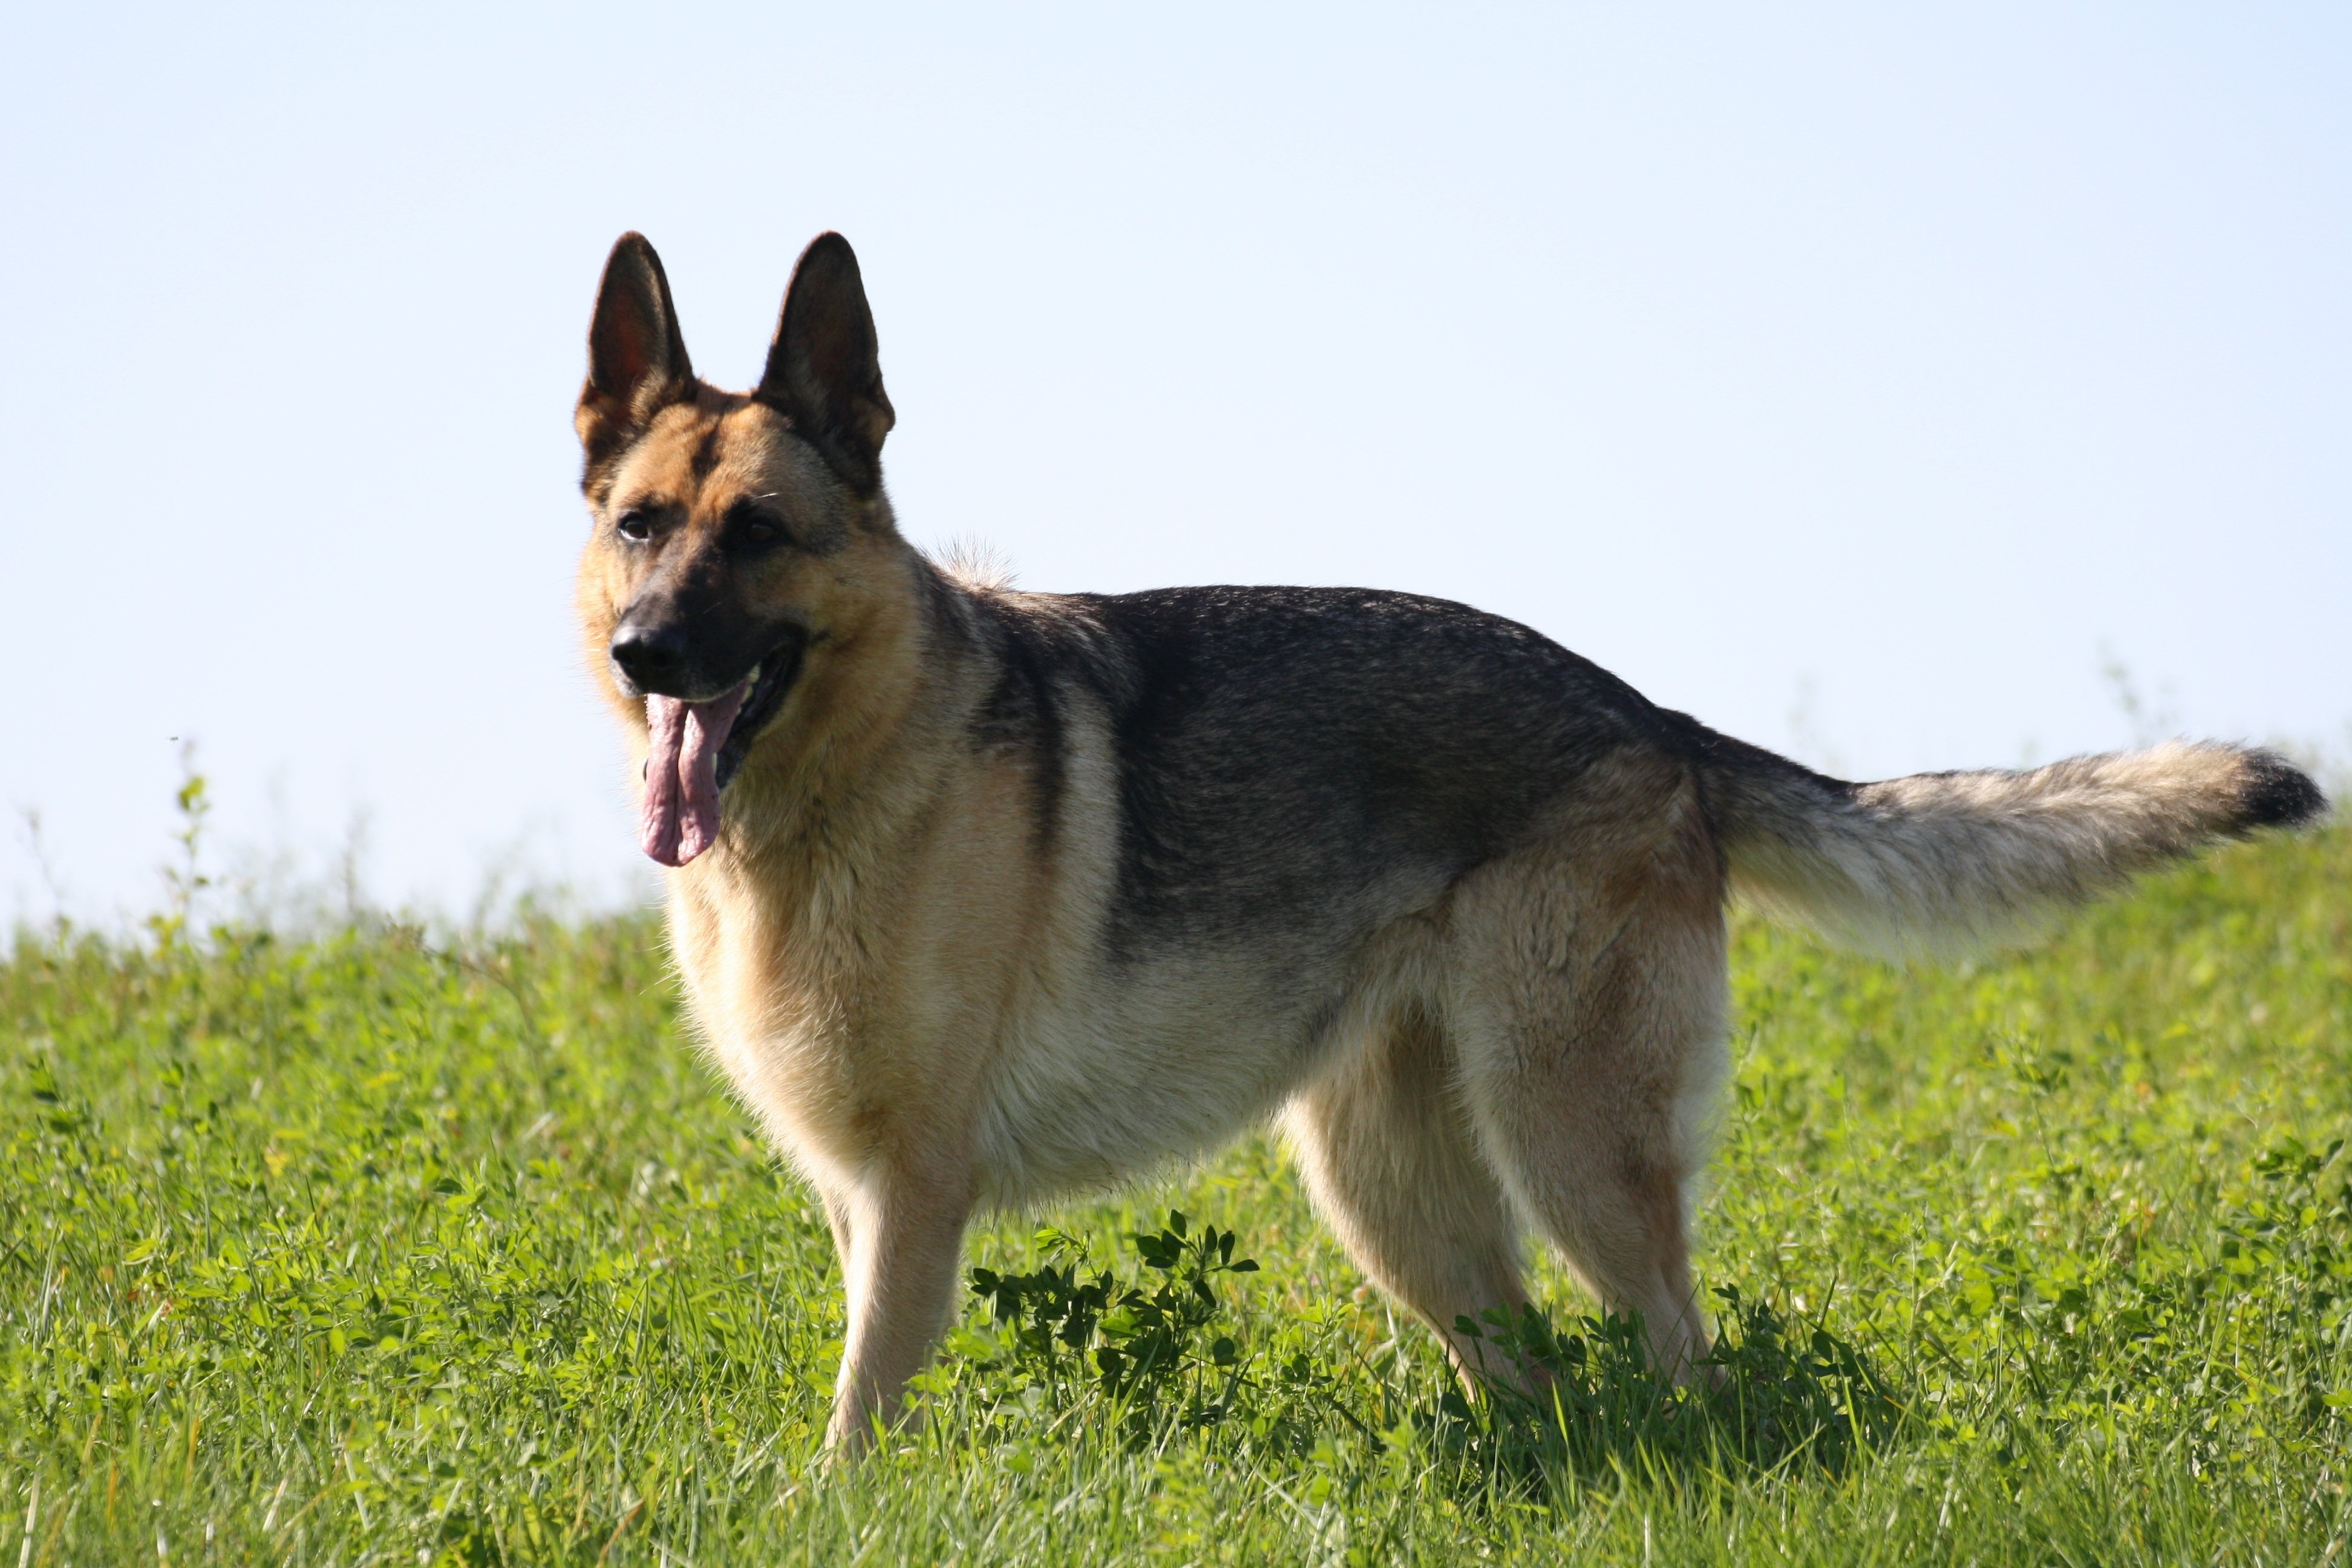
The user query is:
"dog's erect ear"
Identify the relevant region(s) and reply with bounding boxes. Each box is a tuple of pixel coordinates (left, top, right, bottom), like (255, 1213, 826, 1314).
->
(756, 232, 895, 494)
(577, 233, 694, 473)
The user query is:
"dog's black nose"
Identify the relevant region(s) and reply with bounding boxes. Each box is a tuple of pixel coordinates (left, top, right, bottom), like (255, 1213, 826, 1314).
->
(610, 623, 690, 693)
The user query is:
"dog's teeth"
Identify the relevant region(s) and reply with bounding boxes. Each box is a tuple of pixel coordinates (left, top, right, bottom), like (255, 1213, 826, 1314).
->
(745, 664, 760, 688)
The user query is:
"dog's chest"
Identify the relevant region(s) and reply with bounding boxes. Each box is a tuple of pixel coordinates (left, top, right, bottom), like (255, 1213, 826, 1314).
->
(663, 869, 899, 1177)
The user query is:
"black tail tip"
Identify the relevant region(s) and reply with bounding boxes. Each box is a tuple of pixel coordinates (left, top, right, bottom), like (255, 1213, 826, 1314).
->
(2238, 750, 2330, 830)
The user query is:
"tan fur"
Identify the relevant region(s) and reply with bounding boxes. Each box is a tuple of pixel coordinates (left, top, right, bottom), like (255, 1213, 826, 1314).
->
(1286, 750, 1729, 1384)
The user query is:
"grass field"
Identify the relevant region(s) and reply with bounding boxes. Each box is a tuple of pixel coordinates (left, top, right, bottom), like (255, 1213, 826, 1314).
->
(4, 818, 2349, 1564)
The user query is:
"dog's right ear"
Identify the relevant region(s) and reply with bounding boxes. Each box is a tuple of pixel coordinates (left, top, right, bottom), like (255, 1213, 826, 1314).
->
(577, 233, 695, 476)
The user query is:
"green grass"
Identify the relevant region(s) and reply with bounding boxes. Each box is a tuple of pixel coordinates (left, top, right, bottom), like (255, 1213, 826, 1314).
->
(4, 825, 2350, 1564)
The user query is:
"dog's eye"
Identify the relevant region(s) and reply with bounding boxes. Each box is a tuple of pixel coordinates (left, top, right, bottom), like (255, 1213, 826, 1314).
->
(615, 510, 653, 542)
(728, 505, 788, 547)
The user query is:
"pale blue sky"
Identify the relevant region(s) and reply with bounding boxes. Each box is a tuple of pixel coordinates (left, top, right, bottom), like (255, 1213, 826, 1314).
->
(5, 3, 2347, 923)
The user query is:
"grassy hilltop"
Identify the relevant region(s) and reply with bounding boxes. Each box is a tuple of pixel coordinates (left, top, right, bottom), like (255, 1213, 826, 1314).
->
(3, 825, 2348, 1564)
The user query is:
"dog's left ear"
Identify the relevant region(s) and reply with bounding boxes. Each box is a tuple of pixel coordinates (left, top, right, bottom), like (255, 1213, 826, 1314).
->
(757, 232, 895, 494)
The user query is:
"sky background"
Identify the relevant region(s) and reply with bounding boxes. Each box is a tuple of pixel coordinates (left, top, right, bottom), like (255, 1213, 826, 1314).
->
(4, 2, 2347, 926)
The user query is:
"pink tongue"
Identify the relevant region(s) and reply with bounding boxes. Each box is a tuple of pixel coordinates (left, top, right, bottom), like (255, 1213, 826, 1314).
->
(638, 685, 749, 867)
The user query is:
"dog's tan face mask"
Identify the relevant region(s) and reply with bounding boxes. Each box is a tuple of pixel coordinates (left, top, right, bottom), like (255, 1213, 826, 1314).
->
(574, 232, 895, 865)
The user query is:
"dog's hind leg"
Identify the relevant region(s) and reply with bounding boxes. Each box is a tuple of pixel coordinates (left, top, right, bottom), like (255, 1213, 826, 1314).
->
(1445, 777, 1731, 1383)
(1284, 1001, 1530, 1385)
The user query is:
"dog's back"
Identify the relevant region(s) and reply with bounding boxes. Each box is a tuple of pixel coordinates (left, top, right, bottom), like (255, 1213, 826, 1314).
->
(968, 583, 1679, 953)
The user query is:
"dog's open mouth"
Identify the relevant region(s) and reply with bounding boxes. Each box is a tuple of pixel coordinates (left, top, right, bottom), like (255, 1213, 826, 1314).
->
(638, 632, 806, 867)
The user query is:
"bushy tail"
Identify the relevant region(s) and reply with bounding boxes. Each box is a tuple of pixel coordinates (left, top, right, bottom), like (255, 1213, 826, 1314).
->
(1679, 725, 2327, 959)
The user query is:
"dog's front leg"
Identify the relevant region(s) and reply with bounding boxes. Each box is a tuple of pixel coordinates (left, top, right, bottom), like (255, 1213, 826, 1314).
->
(825, 1169, 973, 1454)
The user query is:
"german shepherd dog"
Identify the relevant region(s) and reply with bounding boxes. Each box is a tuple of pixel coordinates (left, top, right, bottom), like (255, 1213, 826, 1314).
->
(572, 230, 2325, 1451)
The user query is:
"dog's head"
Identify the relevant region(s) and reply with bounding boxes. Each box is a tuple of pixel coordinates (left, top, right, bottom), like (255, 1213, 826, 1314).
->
(573, 232, 902, 867)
